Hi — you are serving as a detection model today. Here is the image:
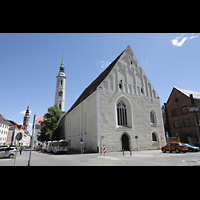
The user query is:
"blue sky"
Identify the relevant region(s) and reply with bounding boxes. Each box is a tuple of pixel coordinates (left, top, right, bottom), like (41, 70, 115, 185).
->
(1, 33, 200, 133)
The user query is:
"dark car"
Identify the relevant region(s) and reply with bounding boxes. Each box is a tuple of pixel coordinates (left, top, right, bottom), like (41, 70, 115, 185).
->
(182, 143, 199, 152)
(192, 142, 200, 148)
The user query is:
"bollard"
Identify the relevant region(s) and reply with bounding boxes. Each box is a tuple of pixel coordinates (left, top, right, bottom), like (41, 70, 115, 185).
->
(130, 150, 132, 156)
(123, 149, 124, 156)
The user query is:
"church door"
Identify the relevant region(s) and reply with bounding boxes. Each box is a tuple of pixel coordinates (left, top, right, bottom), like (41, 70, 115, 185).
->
(122, 133, 130, 151)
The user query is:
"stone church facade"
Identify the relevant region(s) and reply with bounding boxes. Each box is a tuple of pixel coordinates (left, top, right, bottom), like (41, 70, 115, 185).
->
(59, 45, 166, 152)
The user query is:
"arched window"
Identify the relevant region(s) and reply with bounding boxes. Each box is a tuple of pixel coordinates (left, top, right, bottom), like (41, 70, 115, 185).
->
(117, 101, 127, 126)
(150, 110, 157, 126)
(150, 111, 155, 124)
(152, 132, 157, 141)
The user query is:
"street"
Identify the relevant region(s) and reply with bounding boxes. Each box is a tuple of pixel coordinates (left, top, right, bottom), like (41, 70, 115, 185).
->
(1, 149, 200, 166)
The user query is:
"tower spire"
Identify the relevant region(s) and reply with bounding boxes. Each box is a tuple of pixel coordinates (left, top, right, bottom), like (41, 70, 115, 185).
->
(23, 105, 30, 131)
(55, 52, 66, 112)
(62, 51, 64, 63)
(57, 51, 65, 77)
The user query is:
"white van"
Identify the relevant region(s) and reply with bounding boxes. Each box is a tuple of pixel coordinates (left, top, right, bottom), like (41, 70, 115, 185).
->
(52, 140, 68, 154)
(46, 141, 53, 153)
(52, 141, 59, 154)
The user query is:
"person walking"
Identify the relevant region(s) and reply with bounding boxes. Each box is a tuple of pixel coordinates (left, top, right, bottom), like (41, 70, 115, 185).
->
(20, 146, 23, 155)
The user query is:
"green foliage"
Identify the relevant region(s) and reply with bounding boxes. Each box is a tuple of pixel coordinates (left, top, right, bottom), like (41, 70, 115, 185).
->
(38, 105, 62, 142)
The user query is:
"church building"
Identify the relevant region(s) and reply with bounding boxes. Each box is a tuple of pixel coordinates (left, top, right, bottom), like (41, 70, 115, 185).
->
(59, 45, 166, 152)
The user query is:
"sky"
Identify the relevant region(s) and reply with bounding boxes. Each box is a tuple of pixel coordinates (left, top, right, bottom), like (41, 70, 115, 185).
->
(1, 33, 200, 134)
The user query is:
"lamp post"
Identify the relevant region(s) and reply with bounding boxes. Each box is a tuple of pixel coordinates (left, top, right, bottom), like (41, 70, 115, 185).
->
(28, 114, 36, 166)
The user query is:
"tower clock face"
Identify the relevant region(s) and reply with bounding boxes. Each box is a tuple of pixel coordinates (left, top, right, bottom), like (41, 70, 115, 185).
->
(59, 91, 63, 97)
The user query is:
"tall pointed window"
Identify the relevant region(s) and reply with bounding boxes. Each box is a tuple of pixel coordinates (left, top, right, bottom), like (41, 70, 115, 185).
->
(152, 132, 157, 141)
(150, 110, 157, 127)
(117, 101, 127, 126)
(150, 111, 155, 124)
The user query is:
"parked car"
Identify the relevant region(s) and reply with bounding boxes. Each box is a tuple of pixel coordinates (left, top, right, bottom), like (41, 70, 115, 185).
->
(41, 143, 47, 153)
(161, 142, 188, 153)
(0, 145, 9, 148)
(36, 145, 43, 151)
(182, 143, 199, 152)
(46, 141, 53, 153)
(0, 147, 16, 158)
(51, 140, 68, 154)
(192, 142, 200, 148)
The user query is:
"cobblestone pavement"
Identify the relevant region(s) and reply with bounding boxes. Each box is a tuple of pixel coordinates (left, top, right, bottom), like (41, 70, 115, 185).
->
(1, 149, 200, 166)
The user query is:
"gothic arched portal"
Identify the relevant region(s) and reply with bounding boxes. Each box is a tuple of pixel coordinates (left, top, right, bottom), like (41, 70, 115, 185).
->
(121, 133, 130, 151)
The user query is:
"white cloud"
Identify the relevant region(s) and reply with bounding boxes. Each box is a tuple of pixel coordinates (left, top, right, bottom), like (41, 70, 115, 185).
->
(171, 33, 199, 47)
(100, 61, 111, 69)
(171, 34, 188, 47)
(190, 33, 199, 40)
(20, 110, 31, 115)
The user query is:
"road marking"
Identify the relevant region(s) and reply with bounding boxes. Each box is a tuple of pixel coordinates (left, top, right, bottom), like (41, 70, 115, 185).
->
(98, 156, 119, 160)
(0, 159, 13, 162)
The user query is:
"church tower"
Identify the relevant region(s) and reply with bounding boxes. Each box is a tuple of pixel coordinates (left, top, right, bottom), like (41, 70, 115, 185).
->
(23, 106, 30, 131)
(54, 54, 66, 112)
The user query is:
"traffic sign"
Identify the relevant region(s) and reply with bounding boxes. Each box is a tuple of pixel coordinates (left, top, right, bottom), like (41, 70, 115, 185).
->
(16, 132, 23, 141)
(80, 138, 83, 143)
(103, 145, 106, 154)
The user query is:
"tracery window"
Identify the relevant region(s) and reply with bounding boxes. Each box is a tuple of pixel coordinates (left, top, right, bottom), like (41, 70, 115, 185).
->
(117, 101, 127, 126)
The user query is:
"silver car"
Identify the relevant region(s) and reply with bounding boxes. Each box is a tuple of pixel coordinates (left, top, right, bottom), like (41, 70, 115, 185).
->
(0, 147, 16, 158)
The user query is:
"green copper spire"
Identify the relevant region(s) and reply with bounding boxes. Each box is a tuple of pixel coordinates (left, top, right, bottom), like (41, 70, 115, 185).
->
(57, 52, 66, 77)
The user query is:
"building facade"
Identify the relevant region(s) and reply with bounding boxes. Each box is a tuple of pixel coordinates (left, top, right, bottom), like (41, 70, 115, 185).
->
(34, 116, 45, 148)
(0, 114, 11, 145)
(59, 46, 166, 152)
(164, 87, 200, 144)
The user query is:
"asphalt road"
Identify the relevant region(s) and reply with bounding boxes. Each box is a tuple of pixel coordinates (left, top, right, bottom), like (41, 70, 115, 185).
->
(1, 149, 200, 166)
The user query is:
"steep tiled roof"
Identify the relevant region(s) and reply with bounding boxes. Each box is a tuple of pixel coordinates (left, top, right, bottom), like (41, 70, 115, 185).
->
(0, 114, 11, 126)
(0, 114, 6, 121)
(35, 116, 46, 125)
(175, 87, 200, 100)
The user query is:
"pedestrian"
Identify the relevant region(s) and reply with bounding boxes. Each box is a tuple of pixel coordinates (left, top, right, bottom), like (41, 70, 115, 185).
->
(83, 146, 87, 153)
(20, 146, 23, 155)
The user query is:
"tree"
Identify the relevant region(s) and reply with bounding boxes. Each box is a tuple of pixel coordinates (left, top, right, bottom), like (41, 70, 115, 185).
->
(38, 105, 62, 142)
